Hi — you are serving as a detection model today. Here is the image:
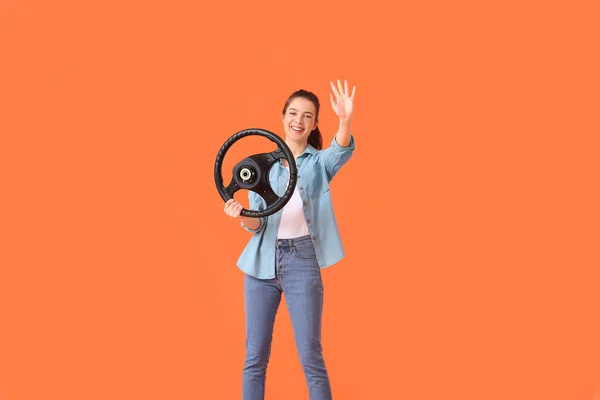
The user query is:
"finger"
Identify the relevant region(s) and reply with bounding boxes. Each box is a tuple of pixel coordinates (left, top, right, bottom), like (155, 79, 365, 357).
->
(344, 80, 348, 95)
(351, 85, 356, 98)
(231, 204, 243, 218)
(330, 81, 340, 98)
(337, 79, 344, 97)
(225, 200, 237, 214)
(330, 93, 336, 106)
(227, 203, 239, 217)
(234, 204, 243, 218)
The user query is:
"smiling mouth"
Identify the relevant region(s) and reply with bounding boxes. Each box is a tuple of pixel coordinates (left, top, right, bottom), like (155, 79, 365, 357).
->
(291, 126, 304, 132)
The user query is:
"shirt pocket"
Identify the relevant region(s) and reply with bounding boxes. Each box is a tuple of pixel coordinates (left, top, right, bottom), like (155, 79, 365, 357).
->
(306, 177, 330, 199)
(299, 164, 329, 199)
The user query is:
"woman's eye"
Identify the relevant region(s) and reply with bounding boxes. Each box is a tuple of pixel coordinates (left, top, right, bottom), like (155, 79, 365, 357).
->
(304, 115, 312, 119)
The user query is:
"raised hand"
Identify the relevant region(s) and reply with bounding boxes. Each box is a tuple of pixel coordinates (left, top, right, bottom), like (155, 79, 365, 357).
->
(330, 79, 356, 120)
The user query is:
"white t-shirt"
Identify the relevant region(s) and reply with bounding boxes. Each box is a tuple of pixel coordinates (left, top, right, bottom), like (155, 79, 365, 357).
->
(277, 166, 309, 239)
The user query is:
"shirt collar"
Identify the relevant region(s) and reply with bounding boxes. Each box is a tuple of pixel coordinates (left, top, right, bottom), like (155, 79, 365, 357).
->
(278, 144, 317, 166)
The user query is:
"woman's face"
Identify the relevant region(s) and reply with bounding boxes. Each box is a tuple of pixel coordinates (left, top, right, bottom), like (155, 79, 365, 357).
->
(282, 97, 318, 145)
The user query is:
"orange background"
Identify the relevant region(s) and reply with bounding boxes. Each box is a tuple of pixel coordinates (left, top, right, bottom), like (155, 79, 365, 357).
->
(1, 0, 599, 399)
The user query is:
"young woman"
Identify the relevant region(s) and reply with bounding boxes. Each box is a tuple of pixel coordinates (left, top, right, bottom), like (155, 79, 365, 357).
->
(223, 79, 356, 400)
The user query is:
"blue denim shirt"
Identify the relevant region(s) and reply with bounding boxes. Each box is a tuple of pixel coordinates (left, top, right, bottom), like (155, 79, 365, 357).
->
(237, 135, 355, 279)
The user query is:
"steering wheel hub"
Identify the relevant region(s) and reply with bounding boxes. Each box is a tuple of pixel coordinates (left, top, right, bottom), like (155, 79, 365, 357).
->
(239, 167, 254, 181)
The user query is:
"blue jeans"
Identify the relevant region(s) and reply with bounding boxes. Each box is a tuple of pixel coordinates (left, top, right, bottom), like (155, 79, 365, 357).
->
(242, 235, 332, 400)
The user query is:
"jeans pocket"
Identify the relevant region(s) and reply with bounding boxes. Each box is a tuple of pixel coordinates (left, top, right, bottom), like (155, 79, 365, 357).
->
(293, 243, 317, 260)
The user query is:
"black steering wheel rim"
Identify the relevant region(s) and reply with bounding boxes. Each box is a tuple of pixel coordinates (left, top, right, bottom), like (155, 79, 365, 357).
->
(214, 128, 298, 218)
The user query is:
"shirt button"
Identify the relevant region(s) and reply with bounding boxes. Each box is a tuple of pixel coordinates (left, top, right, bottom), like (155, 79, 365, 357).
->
(312, 235, 317, 240)
(303, 202, 307, 207)
(307, 219, 311, 223)
(299, 186, 303, 190)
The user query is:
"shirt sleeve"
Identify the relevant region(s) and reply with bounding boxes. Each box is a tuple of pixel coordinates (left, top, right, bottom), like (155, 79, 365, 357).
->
(319, 134, 356, 181)
(240, 190, 268, 234)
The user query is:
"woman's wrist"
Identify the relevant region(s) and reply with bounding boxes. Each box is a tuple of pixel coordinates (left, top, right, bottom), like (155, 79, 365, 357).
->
(241, 216, 260, 230)
(339, 116, 353, 125)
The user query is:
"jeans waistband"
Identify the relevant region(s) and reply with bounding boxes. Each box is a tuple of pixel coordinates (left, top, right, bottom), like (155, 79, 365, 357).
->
(276, 235, 312, 248)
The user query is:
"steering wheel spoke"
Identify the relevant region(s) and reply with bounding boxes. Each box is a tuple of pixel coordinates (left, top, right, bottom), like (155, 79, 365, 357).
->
(225, 179, 240, 197)
(244, 150, 281, 172)
(252, 182, 280, 207)
(269, 148, 286, 162)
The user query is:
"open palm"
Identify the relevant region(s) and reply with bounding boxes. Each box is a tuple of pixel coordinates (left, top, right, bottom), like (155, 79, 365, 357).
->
(330, 79, 356, 120)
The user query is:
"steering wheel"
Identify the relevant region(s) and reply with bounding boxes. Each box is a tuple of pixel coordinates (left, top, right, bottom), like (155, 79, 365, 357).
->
(214, 128, 298, 218)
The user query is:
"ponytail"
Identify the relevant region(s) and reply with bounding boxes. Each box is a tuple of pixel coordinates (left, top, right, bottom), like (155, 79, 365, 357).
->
(308, 127, 323, 150)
